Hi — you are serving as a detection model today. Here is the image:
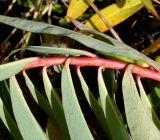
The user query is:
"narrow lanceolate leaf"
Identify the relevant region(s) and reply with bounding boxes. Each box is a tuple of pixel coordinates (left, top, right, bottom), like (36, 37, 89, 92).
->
(148, 84, 160, 109)
(0, 57, 37, 81)
(98, 67, 108, 115)
(27, 46, 95, 57)
(122, 68, 160, 140)
(140, 0, 159, 18)
(0, 81, 12, 113)
(137, 78, 160, 130)
(0, 15, 160, 69)
(23, 71, 53, 116)
(85, 0, 143, 32)
(42, 67, 70, 140)
(103, 69, 116, 96)
(71, 19, 156, 68)
(61, 61, 94, 140)
(67, 0, 94, 21)
(98, 67, 131, 140)
(0, 99, 23, 140)
(77, 67, 111, 137)
(9, 76, 48, 140)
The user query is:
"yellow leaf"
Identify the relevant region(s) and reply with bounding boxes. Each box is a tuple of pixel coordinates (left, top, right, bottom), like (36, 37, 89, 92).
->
(140, 0, 159, 19)
(66, 0, 94, 21)
(155, 56, 160, 64)
(85, 0, 144, 32)
(141, 37, 160, 56)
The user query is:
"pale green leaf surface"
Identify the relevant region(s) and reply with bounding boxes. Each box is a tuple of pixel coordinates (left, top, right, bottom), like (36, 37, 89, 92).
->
(27, 46, 93, 56)
(9, 76, 48, 140)
(77, 67, 111, 137)
(98, 68, 108, 115)
(42, 67, 70, 140)
(0, 15, 160, 68)
(0, 57, 36, 81)
(23, 71, 53, 116)
(61, 63, 94, 140)
(138, 78, 152, 114)
(98, 68, 131, 140)
(0, 98, 23, 140)
(122, 69, 160, 140)
(137, 78, 160, 130)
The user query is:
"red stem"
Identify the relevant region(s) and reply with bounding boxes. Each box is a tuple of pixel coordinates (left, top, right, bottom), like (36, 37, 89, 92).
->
(23, 56, 160, 82)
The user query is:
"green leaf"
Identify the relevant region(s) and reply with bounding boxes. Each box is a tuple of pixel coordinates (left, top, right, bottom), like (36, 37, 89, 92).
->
(23, 71, 53, 116)
(9, 76, 48, 140)
(0, 15, 159, 68)
(122, 68, 160, 140)
(0, 99, 23, 140)
(137, 78, 160, 130)
(46, 118, 66, 140)
(0, 81, 12, 113)
(53, 64, 63, 73)
(61, 62, 94, 140)
(4, 48, 22, 62)
(71, 19, 131, 48)
(76, 67, 111, 138)
(71, 19, 151, 67)
(42, 67, 70, 140)
(98, 67, 131, 140)
(0, 121, 14, 140)
(27, 46, 94, 56)
(98, 68, 108, 114)
(103, 69, 116, 96)
(0, 57, 36, 81)
(148, 84, 160, 110)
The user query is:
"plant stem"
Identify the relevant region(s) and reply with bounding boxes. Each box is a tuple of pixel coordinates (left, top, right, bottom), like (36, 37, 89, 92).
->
(23, 56, 160, 81)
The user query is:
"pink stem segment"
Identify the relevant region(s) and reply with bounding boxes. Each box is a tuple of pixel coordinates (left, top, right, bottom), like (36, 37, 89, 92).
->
(23, 56, 160, 82)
